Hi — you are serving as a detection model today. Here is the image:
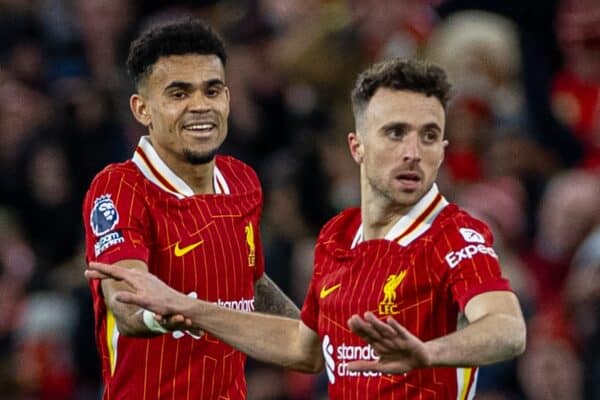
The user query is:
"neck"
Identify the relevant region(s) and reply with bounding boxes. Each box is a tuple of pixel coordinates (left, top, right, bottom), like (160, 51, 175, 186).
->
(152, 141, 216, 194)
(177, 161, 215, 194)
(360, 174, 410, 241)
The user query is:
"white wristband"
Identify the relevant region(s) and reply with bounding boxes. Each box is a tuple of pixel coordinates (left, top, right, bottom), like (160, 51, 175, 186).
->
(142, 309, 168, 334)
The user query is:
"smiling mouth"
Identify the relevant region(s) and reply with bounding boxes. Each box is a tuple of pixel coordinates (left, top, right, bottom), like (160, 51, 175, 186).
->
(182, 123, 216, 136)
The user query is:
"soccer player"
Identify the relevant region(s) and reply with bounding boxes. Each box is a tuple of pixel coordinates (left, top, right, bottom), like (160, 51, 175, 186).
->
(82, 19, 298, 399)
(86, 58, 526, 399)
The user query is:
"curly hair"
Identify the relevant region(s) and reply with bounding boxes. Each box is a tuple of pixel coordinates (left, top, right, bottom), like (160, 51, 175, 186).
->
(351, 58, 452, 119)
(126, 18, 227, 88)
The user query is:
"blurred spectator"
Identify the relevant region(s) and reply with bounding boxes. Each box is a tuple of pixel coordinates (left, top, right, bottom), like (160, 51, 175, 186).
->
(11, 292, 77, 399)
(15, 139, 81, 267)
(0, 1, 598, 398)
(552, 0, 600, 170)
(518, 311, 584, 400)
(0, 78, 52, 206)
(523, 170, 600, 312)
(565, 227, 600, 399)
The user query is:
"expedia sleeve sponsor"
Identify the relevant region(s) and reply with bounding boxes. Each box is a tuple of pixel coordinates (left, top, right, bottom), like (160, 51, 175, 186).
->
(445, 244, 498, 269)
(444, 227, 498, 269)
(94, 231, 125, 256)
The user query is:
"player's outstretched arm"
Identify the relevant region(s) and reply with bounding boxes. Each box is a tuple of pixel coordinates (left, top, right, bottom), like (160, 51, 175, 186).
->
(347, 291, 526, 374)
(86, 262, 324, 373)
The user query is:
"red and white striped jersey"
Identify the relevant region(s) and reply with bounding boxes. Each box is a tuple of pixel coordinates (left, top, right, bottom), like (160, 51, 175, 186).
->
(83, 136, 264, 400)
(301, 184, 511, 400)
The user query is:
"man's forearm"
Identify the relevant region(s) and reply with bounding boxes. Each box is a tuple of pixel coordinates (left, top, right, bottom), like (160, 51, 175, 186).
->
(254, 275, 300, 318)
(101, 260, 164, 337)
(104, 282, 159, 337)
(425, 312, 526, 367)
(181, 297, 321, 372)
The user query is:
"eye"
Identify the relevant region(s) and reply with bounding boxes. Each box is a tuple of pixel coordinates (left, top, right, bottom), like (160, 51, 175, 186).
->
(387, 127, 406, 140)
(170, 91, 187, 99)
(422, 130, 439, 143)
(206, 86, 223, 98)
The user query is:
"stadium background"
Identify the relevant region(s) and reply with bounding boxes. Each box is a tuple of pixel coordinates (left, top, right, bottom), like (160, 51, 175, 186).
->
(0, 0, 599, 399)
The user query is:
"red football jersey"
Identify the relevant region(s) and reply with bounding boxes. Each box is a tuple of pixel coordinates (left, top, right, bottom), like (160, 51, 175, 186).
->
(301, 185, 511, 400)
(83, 137, 264, 400)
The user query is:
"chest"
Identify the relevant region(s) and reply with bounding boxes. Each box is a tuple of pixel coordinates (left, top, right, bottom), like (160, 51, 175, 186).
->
(316, 240, 443, 327)
(144, 196, 260, 297)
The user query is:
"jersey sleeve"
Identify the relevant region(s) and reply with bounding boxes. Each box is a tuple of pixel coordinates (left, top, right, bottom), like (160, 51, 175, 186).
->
(82, 168, 151, 265)
(300, 240, 326, 331)
(433, 219, 512, 311)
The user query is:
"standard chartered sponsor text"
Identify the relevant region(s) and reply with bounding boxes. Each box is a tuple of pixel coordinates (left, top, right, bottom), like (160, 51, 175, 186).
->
(336, 342, 381, 377)
(216, 297, 255, 312)
(323, 335, 382, 382)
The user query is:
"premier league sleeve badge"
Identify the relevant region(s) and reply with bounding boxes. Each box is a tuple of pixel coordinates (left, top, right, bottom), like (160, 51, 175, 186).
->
(90, 194, 120, 236)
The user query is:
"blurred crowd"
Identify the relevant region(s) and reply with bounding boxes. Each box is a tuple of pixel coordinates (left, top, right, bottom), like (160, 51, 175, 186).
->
(0, 0, 599, 399)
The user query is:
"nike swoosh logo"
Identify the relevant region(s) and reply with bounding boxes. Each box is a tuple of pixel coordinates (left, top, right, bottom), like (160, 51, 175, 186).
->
(320, 283, 341, 299)
(174, 240, 204, 257)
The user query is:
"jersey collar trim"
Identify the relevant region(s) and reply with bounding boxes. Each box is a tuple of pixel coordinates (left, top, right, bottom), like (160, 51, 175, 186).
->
(131, 136, 230, 198)
(351, 183, 448, 248)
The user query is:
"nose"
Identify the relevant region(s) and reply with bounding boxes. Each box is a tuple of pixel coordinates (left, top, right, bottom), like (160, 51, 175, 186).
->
(188, 91, 210, 112)
(402, 132, 421, 163)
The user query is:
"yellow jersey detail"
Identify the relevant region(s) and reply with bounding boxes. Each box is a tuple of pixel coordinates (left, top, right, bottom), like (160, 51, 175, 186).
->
(106, 310, 117, 375)
(378, 271, 407, 315)
(174, 240, 204, 257)
(245, 222, 256, 267)
(320, 283, 342, 299)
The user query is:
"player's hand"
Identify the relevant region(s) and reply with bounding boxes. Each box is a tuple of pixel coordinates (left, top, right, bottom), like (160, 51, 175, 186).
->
(86, 262, 191, 317)
(154, 314, 205, 338)
(347, 312, 431, 374)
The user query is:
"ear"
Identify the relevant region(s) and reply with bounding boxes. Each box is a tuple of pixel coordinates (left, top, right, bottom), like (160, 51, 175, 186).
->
(130, 94, 151, 127)
(440, 139, 449, 165)
(348, 132, 363, 164)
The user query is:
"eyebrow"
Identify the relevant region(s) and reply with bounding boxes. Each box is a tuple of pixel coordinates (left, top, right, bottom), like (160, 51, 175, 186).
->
(380, 121, 442, 133)
(163, 79, 225, 92)
(422, 122, 442, 132)
(381, 122, 410, 132)
(164, 81, 194, 92)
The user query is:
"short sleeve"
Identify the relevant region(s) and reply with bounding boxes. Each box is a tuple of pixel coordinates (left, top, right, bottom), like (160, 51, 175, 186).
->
(300, 242, 327, 331)
(434, 220, 512, 311)
(82, 168, 151, 264)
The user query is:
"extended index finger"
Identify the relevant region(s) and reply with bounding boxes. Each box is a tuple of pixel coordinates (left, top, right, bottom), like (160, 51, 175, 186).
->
(88, 262, 131, 281)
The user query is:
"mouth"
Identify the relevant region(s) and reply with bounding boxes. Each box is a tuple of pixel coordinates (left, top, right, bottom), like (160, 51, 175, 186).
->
(394, 171, 422, 190)
(182, 122, 217, 138)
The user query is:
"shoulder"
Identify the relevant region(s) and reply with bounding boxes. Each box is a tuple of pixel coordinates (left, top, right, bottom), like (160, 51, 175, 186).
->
(215, 155, 261, 193)
(317, 208, 361, 244)
(84, 161, 147, 209)
(435, 205, 495, 245)
(88, 160, 143, 191)
(429, 204, 499, 269)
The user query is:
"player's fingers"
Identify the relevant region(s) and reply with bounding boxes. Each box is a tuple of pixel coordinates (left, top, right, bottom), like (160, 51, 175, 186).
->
(165, 314, 186, 324)
(89, 262, 129, 281)
(114, 291, 149, 309)
(386, 317, 412, 339)
(371, 341, 397, 355)
(364, 312, 397, 338)
(346, 360, 382, 372)
(84, 269, 113, 280)
(348, 315, 385, 341)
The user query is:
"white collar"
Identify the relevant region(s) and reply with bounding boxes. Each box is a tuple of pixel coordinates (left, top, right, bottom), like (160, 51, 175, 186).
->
(131, 136, 230, 198)
(351, 183, 448, 248)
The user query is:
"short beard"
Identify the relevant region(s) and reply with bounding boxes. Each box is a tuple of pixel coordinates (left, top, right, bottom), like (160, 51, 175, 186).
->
(367, 175, 396, 203)
(183, 148, 218, 165)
